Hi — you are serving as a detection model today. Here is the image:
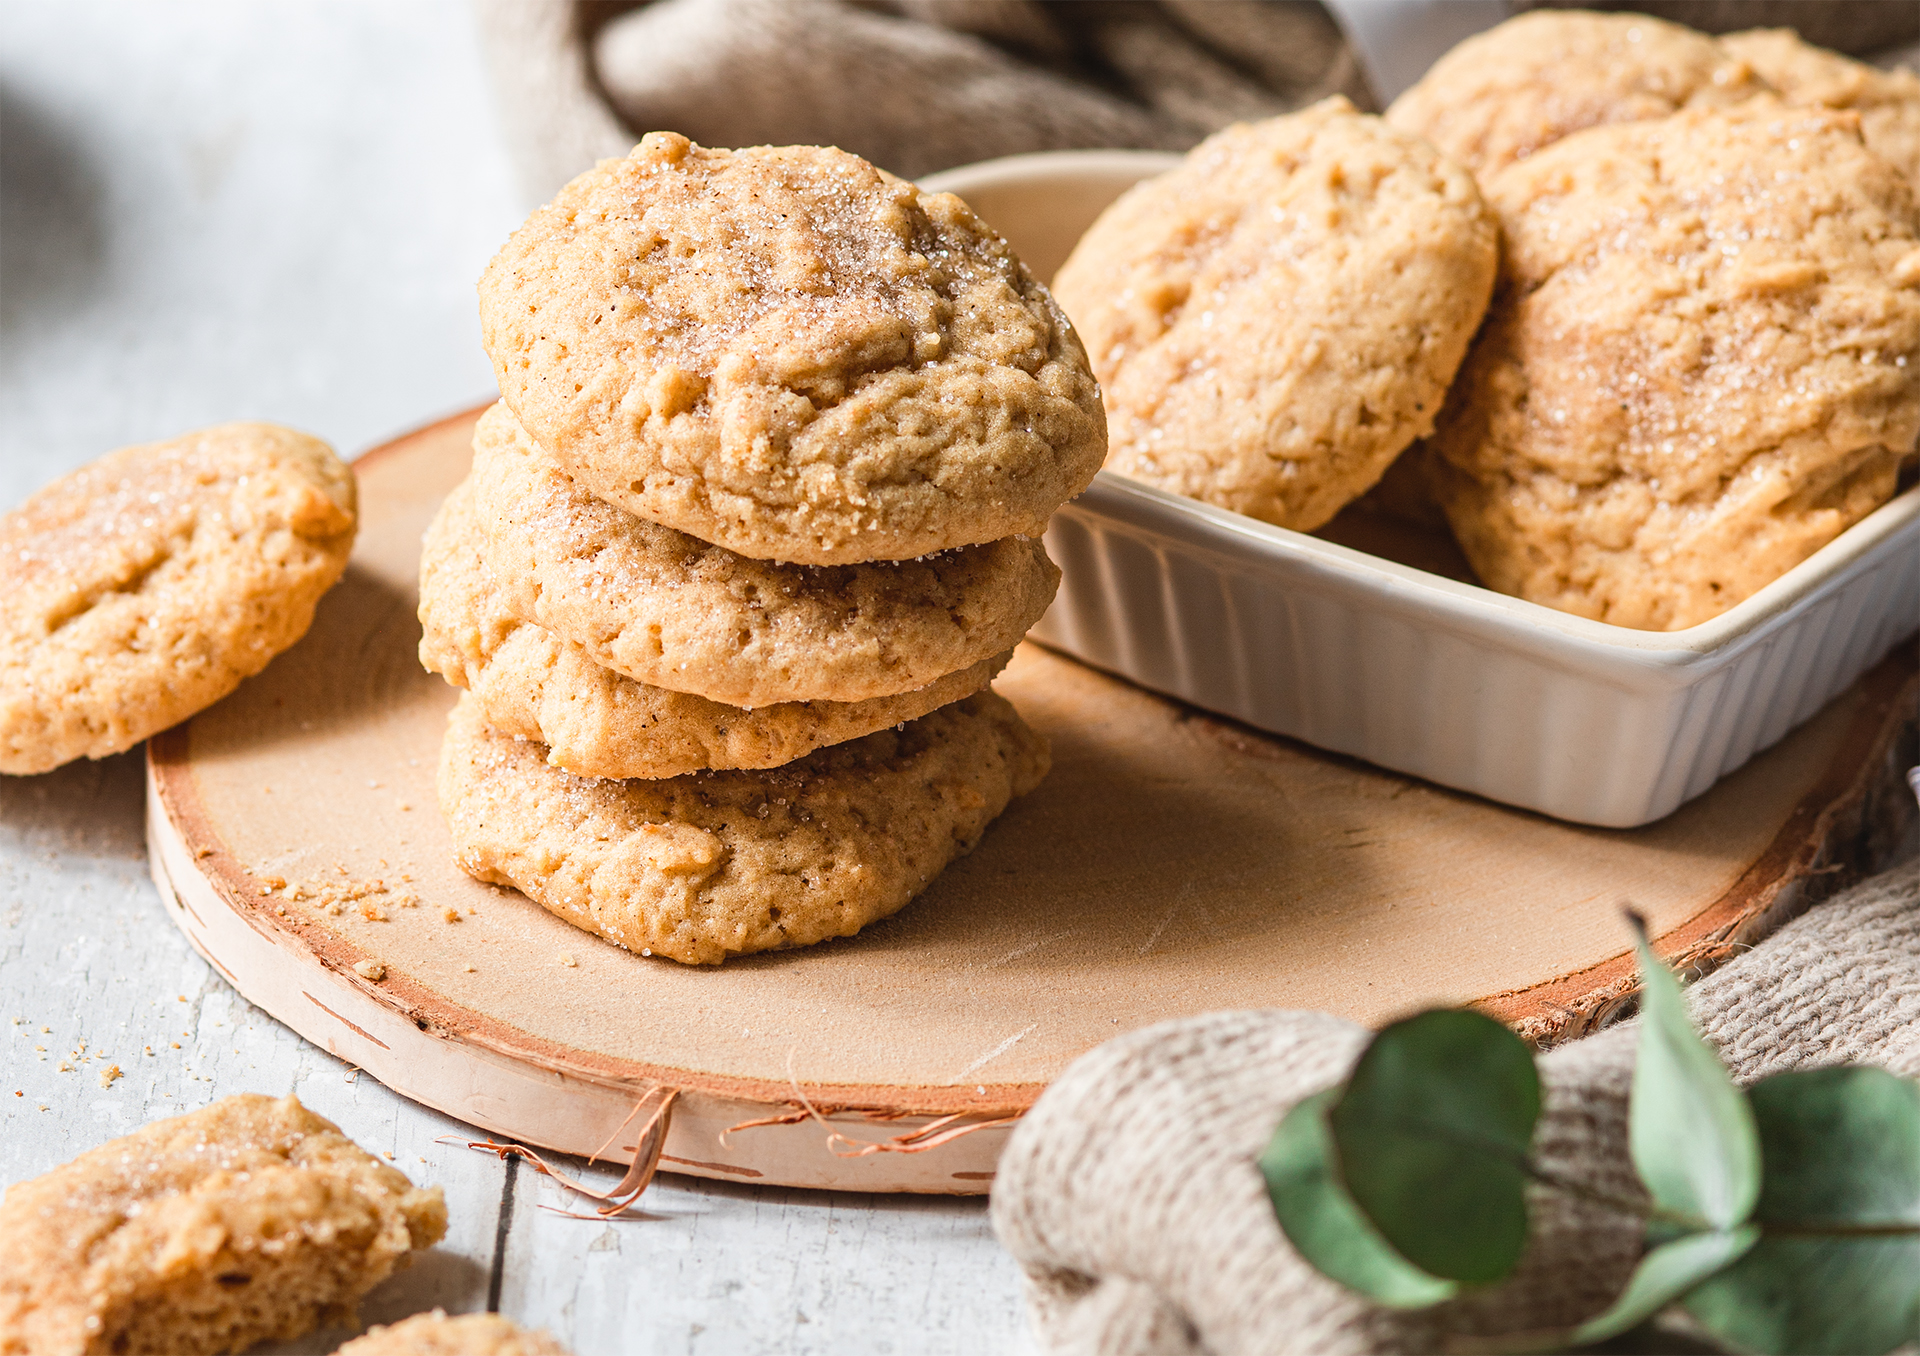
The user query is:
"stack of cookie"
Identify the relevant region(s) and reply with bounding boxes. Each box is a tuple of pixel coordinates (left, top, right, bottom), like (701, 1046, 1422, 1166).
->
(421, 133, 1107, 965)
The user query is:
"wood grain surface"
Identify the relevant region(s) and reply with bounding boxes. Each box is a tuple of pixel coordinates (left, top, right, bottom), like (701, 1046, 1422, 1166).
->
(144, 406, 1920, 1198)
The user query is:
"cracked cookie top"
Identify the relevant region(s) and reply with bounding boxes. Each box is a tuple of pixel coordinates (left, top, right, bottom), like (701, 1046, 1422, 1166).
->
(1429, 103, 1920, 630)
(1386, 10, 1770, 175)
(1052, 98, 1498, 532)
(0, 423, 356, 773)
(478, 133, 1106, 564)
(463, 401, 1056, 707)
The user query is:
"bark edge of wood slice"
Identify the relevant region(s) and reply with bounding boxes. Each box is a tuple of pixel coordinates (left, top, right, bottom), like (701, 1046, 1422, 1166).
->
(144, 406, 1920, 1194)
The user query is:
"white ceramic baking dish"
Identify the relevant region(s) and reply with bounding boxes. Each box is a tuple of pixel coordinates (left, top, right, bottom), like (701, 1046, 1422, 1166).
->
(924, 150, 1920, 829)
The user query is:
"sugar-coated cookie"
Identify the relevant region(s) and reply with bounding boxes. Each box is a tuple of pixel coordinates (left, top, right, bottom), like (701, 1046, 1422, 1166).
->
(1052, 98, 1497, 532)
(420, 478, 1008, 780)
(466, 402, 1055, 706)
(1385, 10, 1768, 174)
(1429, 103, 1920, 630)
(439, 689, 1049, 965)
(478, 133, 1105, 564)
(1, 424, 356, 775)
(1722, 28, 1920, 184)
(0, 1094, 445, 1356)
(335, 1310, 571, 1356)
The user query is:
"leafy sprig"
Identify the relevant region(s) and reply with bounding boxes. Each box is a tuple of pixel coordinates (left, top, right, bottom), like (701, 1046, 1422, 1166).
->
(1259, 915, 1920, 1354)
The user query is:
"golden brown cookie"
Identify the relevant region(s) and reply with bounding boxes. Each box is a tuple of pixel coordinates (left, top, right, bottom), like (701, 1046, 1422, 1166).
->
(466, 401, 1056, 706)
(1429, 103, 1920, 630)
(477, 132, 1106, 564)
(419, 477, 1010, 779)
(439, 689, 1050, 965)
(1052, 98, 1497, 532)
(1, 424, 357, 775)
(1385, 10, 1769, 174)
(1722, 28, 1920, 184)
(0, 1094, 446, 1356)
(334, 1310, 571, 1356)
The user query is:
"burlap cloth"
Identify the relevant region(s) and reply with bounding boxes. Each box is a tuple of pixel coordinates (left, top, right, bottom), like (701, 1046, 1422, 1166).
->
(471, 0, 1918, 205)
(990, 858, 1920, 1354)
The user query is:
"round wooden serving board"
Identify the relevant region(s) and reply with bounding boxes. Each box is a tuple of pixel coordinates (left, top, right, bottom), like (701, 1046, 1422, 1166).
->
(146, 408, 1918, 1194)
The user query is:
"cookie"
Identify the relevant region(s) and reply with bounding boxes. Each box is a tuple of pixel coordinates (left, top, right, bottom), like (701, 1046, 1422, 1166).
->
(420, 478, 1010, 779)
(466, 401, 1056, 706)
(0, 1094, 446, 1356)
(1051, 98, 1497, 532)
(1385, 11, 1769, 174)
(477, 132, 1106, 564)
(1429, 104, 1920, 631)
(335, 1311, 570, 1356)
(1722, 29, 1920, 184)
(1, 424, 357, 775)
(439, 688, 1049, 965)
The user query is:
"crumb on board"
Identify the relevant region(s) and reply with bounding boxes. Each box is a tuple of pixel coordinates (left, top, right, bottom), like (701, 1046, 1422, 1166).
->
(560, 954, 577, 968)
(443, 907, 461, 923)
(353, 960, 387, 982)
(98, 1064, 121, 1089)
(264, 869, 428, 923)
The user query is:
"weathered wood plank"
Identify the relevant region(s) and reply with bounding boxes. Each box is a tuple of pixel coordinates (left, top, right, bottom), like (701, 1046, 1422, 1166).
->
(495, 1163, 1026, 1356)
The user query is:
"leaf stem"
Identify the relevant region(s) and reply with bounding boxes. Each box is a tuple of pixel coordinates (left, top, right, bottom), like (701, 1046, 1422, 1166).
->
(1759, 1219, 1920, 1238)
(1519, 1160, 1700, 1228)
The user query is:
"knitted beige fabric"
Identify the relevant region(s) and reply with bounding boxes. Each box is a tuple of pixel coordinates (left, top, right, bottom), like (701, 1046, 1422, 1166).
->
(470, 1, 1914, 207)
(991, 858, 1920, 1354)
(471, 0, 1368, 199)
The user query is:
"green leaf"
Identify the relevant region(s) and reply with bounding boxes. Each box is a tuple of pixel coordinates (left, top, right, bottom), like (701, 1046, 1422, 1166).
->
(1681, 1068, 1920, 1355)
(1568, 1225, 1760, 1347)
(1748, 1067, 1920, 1227)
(1684, 1234, 1920, 1356)
(1328, 1009, 1540, 1285)
(1627, 919, 1760, 1231)
(1260, 1088, 1459, 1308)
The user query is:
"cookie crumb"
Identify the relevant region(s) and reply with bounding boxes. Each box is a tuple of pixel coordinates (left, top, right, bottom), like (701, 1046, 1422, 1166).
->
(559, 954, 577, 968)
(98, 1064, 122, 1089)
(442, 907, 461, 923)
(352, 960, 386, 982)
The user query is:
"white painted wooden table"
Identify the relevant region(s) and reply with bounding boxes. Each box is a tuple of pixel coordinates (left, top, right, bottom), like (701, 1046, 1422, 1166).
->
(0, 5, 1029, 1350)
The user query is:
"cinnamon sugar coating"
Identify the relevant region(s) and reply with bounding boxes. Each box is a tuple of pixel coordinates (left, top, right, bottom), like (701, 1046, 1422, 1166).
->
(439, 689, 1049, 965)
(420, 476, 1008, 780)
(0, 1094, 445, 1355)
(1053, 98, 1497, 532)
(465, 401, 1055, 706)
(0, 424, 356, 774)
(1429, 103, 1920, 630)
(478, 133, 1105, 563)
(1722, 28, 1920, 184)
(1385, 10, 1770, 174)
